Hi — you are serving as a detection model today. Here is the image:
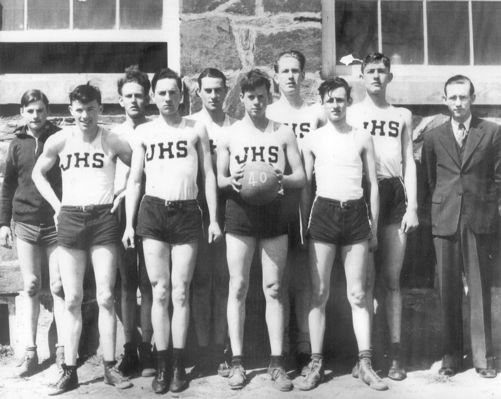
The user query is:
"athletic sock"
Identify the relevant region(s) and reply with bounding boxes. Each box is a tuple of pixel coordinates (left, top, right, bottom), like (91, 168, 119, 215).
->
(358, 349, 372, 361)
(104, 360, 117, 368)
(390, 342, 402, 361)
(297, 332, 311, 354)
(156, 349, 168, 369)
(311, 353, 323, 362)
(231, 355, 243, 367)
(269, 355, 284, 369)
(172, 348, 184, 368)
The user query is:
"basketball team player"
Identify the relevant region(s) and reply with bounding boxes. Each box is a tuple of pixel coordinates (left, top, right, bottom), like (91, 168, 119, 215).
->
(217, 69, 305, 391)
(266, 50, 325, 370)
(299, 77, 387, 391)
(0, 90, 64, 377)
(32, 84, 133, 395)
(189, 68, 236, 377)
(112, 66, 154, 377)
(122, 68, 221, 393)
(348, 52, 419, 380)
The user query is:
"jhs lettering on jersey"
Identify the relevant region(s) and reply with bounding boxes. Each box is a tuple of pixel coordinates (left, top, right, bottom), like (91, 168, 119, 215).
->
(284, 122, 311, 139)
(60, 152, 105, 170)
(235, 146, 279, 164)
(363, 120, 400, 137)
(145, 140, 188, 161)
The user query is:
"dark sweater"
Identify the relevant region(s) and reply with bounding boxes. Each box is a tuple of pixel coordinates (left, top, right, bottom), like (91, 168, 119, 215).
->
(0, 122, 62, 227)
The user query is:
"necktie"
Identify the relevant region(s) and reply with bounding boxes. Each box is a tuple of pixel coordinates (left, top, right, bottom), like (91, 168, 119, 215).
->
(457, 123, 467, 148)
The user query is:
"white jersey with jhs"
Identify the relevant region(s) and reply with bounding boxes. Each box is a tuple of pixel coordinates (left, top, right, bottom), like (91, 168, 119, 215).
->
(136, 117, 199, 201)
(348, 103, 410, 180)
(266, 101, 323, 149)
(228, 120, 286, 175)
(189, 110, 232, 156)
(307, 124, 363, 201)
(59, 127, 116, 206)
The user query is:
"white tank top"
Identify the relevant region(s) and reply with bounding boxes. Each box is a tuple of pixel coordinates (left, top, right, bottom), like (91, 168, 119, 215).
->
(310, 124, 363, 201)
(228, 120, 286, 175)
(189, 110, 232, 156)
(140, 118, 199, 201)
(348, 103, 405, 180)
(266, 101, 323, 150)
(59, 127, 116, 206)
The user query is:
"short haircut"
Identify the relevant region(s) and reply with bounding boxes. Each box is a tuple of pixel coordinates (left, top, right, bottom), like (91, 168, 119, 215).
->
(197, 68, 227, 88)
(240, 69, 271, 94)
(151, 68, 182, 93)
(361, 52, 391, 73)
(274, 50, 306, 72)
(318, 77, 352, 102)
(117, 65, 151, 95)
(444, 74, 475, 96)
(69, 83, 102, 105)
(20, 89, 49, 108)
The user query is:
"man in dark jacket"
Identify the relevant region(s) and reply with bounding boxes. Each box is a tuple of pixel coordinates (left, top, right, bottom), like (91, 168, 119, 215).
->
(0, 89, 63, 377)
(422, 75, 501, 378)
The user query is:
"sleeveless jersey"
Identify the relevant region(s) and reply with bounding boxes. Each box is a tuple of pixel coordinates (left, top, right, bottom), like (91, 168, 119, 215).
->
(348, 103, 407, 180)
(266, 101, 323, 150)
(308, 124, 363, 201)
(228, 120, 286, 175)
(138, 118, 199, 201)
(59, 127, 116, 206)
(189, 110, 232, 156)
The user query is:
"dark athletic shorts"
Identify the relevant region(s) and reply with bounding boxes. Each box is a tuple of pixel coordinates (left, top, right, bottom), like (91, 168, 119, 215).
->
(224, 193, 288, 239)
(378, 177, 407, 226)
(14, 221, 57, 247)
(136, 195, 202, 244)
(308, 196, 371, 246)
(57, 204, 119, 249)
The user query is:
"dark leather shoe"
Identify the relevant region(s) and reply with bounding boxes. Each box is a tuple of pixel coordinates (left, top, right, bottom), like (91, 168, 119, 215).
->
(476, 368, 497, 378)
(152, 368, 169, 394)
(438, 366, 456, 377)
(388, 360, 407, 381)
(170, 366, 189, 393)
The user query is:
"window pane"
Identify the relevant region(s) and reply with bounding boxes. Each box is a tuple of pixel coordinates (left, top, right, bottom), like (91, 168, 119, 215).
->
(473, 2, 501, 65)
(74, 0, 115, 29)
(28, 0, 69, 29)
(427, 1, 469, 65)
(382, 1, 423, 64)
(335, 0, 378, 64)
(120, 0, 162, 29)
(0, 0, 23, 30)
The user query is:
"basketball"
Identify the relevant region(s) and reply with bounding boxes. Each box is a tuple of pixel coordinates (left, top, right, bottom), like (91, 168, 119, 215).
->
(240, 162, 281, 206)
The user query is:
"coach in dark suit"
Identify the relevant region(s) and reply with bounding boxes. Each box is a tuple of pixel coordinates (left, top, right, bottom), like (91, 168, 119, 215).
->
(422, 75, 501, 378)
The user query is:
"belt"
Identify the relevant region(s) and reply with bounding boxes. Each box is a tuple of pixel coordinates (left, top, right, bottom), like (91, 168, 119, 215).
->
(318, 196, 364, 209)
(61, 204, 112, 212)
(144, 196, 198, 210)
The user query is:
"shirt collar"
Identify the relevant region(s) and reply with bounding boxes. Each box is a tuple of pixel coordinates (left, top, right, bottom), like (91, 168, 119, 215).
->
(451, 115, 472, 133)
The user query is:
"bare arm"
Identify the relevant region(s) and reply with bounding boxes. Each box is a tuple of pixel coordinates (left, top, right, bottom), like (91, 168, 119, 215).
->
(32, 134, 63, 215)
(107, 130, 132, 166)
(361, 132, 379, 250)
(401, 110, 419, 233)
(197, 124, 222, 243)
(282, 129, 306, 189)
(216, 134, 243, 192)
(122, 138, 145, 248)
(300, 138, 315, 240)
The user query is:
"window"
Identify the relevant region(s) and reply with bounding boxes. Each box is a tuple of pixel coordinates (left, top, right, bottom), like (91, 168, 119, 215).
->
(323, 0, 501, 72)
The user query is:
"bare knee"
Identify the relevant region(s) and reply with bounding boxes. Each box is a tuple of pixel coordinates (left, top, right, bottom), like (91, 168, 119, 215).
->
(348, 289, 367, 308)
(229, 278, 248, 301)
(263, 282, 281, 301)
(383, 275, 401, 294)
(65, 292, 83, 312)
(96, 288, 114, 310)
(171, 282, 190, 308)
(50, 279, 64, 298)
(24, 275, 40, 297)
(310, 286, 329, 309)
(151, 281, 169, 304)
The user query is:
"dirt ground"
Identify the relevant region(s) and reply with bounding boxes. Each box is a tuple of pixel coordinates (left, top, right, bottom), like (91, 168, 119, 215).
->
(2, 351, 501, 399)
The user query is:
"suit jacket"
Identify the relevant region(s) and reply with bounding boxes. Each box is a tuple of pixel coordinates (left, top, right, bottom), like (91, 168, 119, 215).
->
(422, 116, 501, 236)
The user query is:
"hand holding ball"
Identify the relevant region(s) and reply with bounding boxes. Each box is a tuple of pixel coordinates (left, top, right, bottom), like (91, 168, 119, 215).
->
(240, 162, 281, 206)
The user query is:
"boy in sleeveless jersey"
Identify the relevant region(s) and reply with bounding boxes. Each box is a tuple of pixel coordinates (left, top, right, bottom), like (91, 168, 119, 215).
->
(112, 66, 154, 377)
(266, 50, 325, 371)
(299, 78, 386, 391)
(217, 69, 305, 391)
(0, 90, 64, 377)
(122, 68, 221, 394)
(348, 53, 419, 380)
(189, 68, 236, 377)
(32, 84, 133, 395)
